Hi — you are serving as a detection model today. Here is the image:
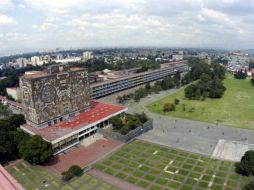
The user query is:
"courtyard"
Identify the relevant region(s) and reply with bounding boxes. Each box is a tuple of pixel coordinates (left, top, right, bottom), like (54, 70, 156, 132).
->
(94, 140, 250, 190)
(147, 74, 254, 130)
(5, 160, 119, 190)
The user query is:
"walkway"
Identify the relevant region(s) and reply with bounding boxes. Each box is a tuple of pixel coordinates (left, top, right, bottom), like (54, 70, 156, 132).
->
(88, 169, 146, 190)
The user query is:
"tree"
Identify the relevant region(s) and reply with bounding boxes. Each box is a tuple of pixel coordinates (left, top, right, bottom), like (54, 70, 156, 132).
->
(251, 78, 254, 86)
(163, 103, 175, 112)
(145, 83, 151, 90)
(117, 96, 124, 104)
(161, 76, 175, 90)
(135, 112, 148, 123)
(18, 135, 53, 164)
(235, 150, 254, 176)
(243, 181, 254, 190)
(68, 165, 83, 176)
(209, 78, 226, 98)
(234, 71, 247, 79)
(109, 116, 123, 130)
(174, 98, 180, 105)
(7, 114, 25, 128)
(62, 171, 73, 181)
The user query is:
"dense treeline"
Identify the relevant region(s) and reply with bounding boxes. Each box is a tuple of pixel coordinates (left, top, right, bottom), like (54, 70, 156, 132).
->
(0, 113, 52, 165)
(182, 58, 226, 100)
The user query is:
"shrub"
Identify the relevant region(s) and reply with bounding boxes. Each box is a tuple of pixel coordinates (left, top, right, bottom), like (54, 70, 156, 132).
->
(174, 98, 180, 105)
(163, 103, 175, 112)
(68, 165, 83, 176)
(251, 78, 254, 86)
(243, 181, 254, 190)
(62, 171, 73, 181)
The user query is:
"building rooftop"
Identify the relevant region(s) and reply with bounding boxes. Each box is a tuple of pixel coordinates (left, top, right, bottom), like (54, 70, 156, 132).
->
(22, 67, 85, 80)
(90, 60, 187, 87)
(0, 165, 25, 190)
(21, 101, 127, 142)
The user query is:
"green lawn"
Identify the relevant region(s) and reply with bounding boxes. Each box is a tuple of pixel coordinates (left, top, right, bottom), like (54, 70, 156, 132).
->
(94, 140, 251, 190)
(6, 161, 119, 190)
(147, 74, 254, 129)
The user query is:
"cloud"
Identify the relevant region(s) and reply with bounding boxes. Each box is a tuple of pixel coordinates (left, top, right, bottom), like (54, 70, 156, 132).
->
(18, 4, 26, 8)
(0, 15, 17, 25)
(2, 0, 254, 51)
(0, 0, 12, 10)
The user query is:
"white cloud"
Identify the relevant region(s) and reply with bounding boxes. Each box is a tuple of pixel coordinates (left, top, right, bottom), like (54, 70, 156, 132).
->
(0, 0, 12, 10)
(0, 15, 17, 25)
(3, 0, 254, 51)
(18, 4, 26, 8)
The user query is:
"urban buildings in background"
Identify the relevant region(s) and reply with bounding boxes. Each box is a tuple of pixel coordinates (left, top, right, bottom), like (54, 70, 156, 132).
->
(226, 52, 250, 72)
(83, 51, 93, 61)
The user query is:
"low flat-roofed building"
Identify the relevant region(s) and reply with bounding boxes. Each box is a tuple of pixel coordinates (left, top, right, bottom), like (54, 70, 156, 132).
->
(21, 100, 127, 155)
(0, 165, 25, 190)
(90, 60, 188, 99)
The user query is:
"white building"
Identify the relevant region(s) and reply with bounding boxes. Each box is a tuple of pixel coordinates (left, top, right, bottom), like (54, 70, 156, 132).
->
(172, 54, 183, 61)
(227, 52, 250, 72)
(16, 58, 27, 68)
(83, 51, 93, 61)
(6, 87, 21, 101)
(30, 56, 42, 66)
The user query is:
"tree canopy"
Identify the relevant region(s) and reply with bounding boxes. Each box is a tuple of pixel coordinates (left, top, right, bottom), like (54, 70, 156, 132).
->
(18, 135, 52, 164)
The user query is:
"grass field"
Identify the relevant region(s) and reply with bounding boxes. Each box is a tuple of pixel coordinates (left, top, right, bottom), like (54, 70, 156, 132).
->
(147, 74, 254, 129)
(95, 140, 250, 190)
(6, 161, 119, 190)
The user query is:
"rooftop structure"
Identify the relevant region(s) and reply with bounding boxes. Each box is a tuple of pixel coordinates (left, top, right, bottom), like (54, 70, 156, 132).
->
(0, 165, 25, 190)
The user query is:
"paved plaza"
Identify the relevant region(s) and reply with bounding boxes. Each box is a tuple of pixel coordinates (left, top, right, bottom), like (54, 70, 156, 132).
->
(100, 88, 254, 157)
(43, 139, 123, 175)
(212, 140, 254, 162)
(94, 140, 250, 190)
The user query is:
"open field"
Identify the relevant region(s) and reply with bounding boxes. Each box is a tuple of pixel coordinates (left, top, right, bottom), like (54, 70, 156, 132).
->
(147, 74, 254, 129)
(6, 161, 119, 190)
(94, 140, 250, 190)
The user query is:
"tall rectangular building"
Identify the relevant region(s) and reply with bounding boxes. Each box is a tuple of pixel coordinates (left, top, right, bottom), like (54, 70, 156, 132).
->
(20, 64, 90, 128)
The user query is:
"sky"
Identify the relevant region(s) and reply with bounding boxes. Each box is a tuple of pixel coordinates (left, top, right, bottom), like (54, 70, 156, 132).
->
(1, 0, 254, 53)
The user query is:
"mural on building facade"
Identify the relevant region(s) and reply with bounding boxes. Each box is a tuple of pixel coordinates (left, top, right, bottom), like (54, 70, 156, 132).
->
(20, 65, 90, 125)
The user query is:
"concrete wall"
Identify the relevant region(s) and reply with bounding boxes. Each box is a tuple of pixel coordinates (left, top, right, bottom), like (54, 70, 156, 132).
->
(98, 119, 153, 142)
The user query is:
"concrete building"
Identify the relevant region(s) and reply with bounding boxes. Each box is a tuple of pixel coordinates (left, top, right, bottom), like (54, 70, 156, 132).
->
(227, 52, 250, 72)
(83, 51, 93, 61)
(30, 56, 41, 66)
(20, 64, 127, 154)
(16, 58, 27, 68)
(19, 64, 91, 128)
(6, 87, 21, 101)
(172, 54, 183, 61)
(90, 60, 188, 99)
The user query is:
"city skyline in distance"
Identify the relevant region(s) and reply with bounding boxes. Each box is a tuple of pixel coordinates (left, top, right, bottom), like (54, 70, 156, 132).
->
(1, 0, 254, 53)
